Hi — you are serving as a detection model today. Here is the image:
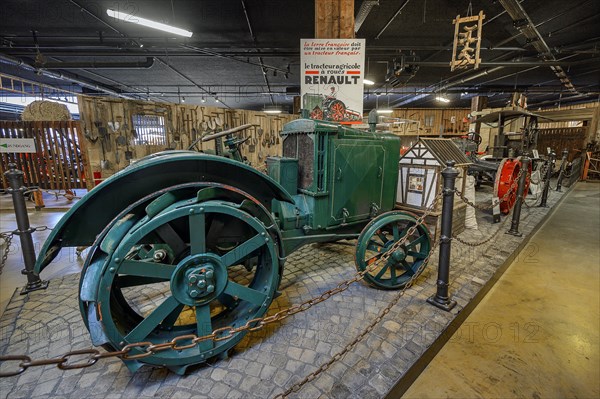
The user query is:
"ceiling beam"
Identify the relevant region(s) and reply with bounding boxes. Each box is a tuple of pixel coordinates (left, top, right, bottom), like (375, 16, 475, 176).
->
(498, 0, 577, 92)
(0, 53, 135, 99)
(315, 0, 354, 39)
(36, 57, 155, 69)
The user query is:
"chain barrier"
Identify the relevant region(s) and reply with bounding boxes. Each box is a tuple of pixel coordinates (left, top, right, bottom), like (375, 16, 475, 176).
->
(456, 168, 524, 211)
(0, 194, 443, 378)
(39, 189, 82, 201)
(452, 213, 512, 247)
(560, 166, 576, 179)
(0, 226, 52, 276)
(275, 239, 440, 399)
(0, 232, 13, 275)
(452, 166, 535, 246)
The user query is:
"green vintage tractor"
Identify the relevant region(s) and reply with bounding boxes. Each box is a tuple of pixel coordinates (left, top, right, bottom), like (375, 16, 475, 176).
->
(33, 118, 432, 374)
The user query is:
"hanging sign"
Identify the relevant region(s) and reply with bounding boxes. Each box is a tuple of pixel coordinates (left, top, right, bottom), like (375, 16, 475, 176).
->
(0, 138, 37, 153)
(450, 11, 485, 72)
(300, 38, 365, 123)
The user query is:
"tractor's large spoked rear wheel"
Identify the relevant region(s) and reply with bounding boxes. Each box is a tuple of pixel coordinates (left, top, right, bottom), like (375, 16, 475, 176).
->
(494, 157, 531, 214)
(355, 211, 431, 290)
(88, 199, 279, 373)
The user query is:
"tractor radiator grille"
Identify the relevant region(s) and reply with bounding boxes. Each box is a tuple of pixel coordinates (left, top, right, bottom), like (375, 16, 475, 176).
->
(283, 133, 314, 189)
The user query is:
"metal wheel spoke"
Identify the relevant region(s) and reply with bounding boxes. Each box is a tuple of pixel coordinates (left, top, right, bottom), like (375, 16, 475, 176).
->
(119, 259, 176, 279)
(399, 225, 412, 239)
(195, 305, 213, 351)
(390, 263, 397, 284)
(374, 262, 391, 280)
(116, 275, 168, 287)
(401, 260, 415, 276)
(155, 223, 187, 256)
(125, 296, 180, 342)
(367, 240, 384, 253)
(406, 234, 427, 249)
(221, 233, 266, 267)
(162, 304, 185, 328)
(189, 213, 206, 255)
(376, 231, 388, 243)
(407, 249, 428, 259)
(392, 224, 400, 240)
(224, 281, 267, 306)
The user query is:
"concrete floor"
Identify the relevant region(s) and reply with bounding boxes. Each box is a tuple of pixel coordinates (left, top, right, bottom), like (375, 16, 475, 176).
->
(0, 192, 85, 316)
(0, 182, 589, 399)
(403, 182, 600, 399)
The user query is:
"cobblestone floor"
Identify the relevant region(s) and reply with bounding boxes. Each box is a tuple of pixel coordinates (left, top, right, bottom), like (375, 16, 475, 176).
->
(0, 185, 565, 399)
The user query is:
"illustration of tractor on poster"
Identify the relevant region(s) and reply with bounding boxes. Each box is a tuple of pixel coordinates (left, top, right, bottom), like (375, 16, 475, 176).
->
(302, 88, 362, 122)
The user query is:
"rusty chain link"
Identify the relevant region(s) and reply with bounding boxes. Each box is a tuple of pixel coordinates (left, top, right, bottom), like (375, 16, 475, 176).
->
(0, 226, 52, 276)
(452, 210, 513, 247)
(0, 226, 51, 276)
(0, 232, 13, 275)
(275, 238, 439, 399)
(453, 168, 531, 246)
(274, 193, 443, 398)
(0, 193, 443, 378)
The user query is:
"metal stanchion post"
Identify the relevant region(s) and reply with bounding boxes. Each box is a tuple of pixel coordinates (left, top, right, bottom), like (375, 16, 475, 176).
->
(507, 155, 530, 237)
(556, 149, 568, 192)
(539, 151, 555, 208)
(4, 164, 49, 294)
(427, 161, 457, 312)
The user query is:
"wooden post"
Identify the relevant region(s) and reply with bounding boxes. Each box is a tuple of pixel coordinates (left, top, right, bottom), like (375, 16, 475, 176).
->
(470, 96, 488, 134)
(587, 105, 600, 147)
(315, 0, 355, 39)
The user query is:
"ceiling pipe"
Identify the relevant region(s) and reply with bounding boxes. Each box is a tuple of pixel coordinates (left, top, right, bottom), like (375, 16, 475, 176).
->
(392, 66, 504, 107)
(37, 57, 155, 69)
(528, 93, 597, 108)
(375, 0, 411, 40)
(68, 0, 141, 46)
(154, 57, 231, 109)
(0, 53, 135, 99)
(355, 1, 379, 33)
(498, 0, 577, 92)
(240, 0, 274, 105)
(0, 48, 536, 59)
(398, 59, 592, 67)
(491, 0, 592, 48)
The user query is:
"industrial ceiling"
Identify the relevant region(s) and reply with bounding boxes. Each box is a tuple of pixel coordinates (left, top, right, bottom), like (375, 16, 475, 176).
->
(1, 0, 599, 113)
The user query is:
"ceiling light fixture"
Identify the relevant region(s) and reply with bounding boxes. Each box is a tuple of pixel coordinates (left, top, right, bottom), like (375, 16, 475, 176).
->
(106, 9, 193, 37)
(376, 109, 393, 114)
(435, 95, 450, 103)
(363, 79, 375, 85)
(215, 96, 220, 103)
(263, 106, 282, 114)
(201, 97, 206, 103)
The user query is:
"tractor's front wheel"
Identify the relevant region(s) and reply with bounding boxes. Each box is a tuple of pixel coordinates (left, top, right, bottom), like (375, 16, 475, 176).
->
(355, 211, 431, 290)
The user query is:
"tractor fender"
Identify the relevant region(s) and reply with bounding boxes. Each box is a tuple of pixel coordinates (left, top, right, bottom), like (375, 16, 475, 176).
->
(34, 152, 294, 274)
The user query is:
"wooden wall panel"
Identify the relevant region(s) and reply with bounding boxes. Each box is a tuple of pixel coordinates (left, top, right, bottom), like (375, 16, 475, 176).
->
(77, 96, 297, 185)
(0, 121, 88, 190)
(386, 108, 471, 136)
(536, 127, 586, 161)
